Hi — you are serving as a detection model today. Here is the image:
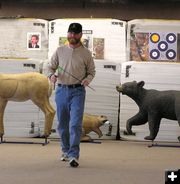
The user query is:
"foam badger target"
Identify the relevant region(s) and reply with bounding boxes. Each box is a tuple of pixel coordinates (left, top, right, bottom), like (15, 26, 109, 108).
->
(149, 32, 177, 61)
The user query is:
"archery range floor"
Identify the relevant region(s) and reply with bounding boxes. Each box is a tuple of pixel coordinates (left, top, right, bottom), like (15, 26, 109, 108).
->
(0, 138, 179, 184)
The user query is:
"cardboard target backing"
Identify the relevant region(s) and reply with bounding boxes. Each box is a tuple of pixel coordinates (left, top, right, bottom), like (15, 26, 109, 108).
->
(149, 32, 177, 61)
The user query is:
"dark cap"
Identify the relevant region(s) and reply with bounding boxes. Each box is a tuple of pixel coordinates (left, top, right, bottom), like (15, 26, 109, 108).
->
(68, 23, 82, 33)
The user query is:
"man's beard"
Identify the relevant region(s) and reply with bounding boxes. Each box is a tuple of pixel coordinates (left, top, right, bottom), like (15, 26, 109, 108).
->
(68, 37, 81, 45)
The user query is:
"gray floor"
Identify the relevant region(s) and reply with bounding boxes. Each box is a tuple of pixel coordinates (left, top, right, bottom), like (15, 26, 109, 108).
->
(0, 138, 179, 184)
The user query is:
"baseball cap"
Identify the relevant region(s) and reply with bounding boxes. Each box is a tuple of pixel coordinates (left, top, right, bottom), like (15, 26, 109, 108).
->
(68, 23, 82, 33)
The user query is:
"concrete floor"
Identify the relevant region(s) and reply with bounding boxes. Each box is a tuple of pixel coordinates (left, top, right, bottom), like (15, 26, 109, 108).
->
(0, 138, 179, 184)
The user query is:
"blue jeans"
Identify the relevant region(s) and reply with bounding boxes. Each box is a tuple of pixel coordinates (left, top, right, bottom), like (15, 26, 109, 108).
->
(55, 85, 86, 159)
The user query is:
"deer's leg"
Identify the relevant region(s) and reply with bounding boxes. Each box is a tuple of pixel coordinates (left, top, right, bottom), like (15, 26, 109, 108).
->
(0, 99, 8, 138)
(32, 98, 55, 137)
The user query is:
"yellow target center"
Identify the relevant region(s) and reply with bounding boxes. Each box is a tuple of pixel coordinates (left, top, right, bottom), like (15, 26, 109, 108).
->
(151, 34, 159, 43)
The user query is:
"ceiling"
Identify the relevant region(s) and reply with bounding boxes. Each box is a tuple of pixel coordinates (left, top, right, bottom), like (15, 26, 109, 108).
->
(2, 0, 180, 4)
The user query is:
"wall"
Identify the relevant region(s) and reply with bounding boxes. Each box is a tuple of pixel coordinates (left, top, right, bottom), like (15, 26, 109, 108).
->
(0, 1, 180, 20)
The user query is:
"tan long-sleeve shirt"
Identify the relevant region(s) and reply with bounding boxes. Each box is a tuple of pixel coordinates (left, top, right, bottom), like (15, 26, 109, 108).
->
(47, 44, 96, 85)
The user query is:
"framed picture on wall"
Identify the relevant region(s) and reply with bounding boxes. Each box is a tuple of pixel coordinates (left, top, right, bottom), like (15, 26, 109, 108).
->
(27, 32, 41, 50)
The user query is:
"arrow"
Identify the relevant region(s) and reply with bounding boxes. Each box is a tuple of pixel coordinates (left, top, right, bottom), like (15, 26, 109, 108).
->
(58, 66, 95, 91)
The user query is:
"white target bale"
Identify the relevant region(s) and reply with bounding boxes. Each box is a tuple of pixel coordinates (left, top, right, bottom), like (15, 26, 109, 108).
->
(48, 18, 126, 63)
(0, 18, 48, 59)
(127, 19, 180, 62)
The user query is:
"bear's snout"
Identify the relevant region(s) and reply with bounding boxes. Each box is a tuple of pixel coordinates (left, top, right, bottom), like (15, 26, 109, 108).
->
(116, 85, 123, 92)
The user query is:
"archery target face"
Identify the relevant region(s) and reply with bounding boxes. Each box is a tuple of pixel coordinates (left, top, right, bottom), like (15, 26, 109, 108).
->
(149, 32, 177, 61)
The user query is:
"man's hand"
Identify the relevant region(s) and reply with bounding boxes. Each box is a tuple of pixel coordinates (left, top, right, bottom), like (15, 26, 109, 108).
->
(81, 79, 89, 87)
(49, 74, 57, 84)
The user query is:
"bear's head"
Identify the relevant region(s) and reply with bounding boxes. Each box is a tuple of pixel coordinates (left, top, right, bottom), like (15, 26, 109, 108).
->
(116, 81, 145, 98)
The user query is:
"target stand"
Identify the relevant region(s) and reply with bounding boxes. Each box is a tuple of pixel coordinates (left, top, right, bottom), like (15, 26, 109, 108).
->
(0, 135, 49, 146)
(148, 141, 180, 148)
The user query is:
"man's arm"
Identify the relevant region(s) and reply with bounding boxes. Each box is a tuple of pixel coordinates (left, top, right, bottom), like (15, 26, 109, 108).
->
(47, 49, 59, 77)
(81, 54, 96, 87)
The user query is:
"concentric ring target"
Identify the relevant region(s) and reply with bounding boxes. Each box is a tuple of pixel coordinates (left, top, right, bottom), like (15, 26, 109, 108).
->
(158, 41, 168, 51)
(150, 33, 160, 43)
(166, 49, 176, 60)
(166, 33, 176, 43)
(150, 49, 160, 59)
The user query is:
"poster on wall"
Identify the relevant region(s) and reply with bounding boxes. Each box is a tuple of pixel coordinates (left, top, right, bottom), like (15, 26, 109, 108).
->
(82, 30, 93, 52)
(93, 38, 105, 59)
(59, 37, 68, 46)
(130, 32, 149, 61)
(128, 19, 180, 62)
(58, 30, 93, 52)
(27, 32, 41, 50)
(58, 30, 105, 59)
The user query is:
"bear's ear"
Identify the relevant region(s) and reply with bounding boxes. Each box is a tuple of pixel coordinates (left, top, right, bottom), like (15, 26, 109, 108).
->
(137, 81, 145, 88)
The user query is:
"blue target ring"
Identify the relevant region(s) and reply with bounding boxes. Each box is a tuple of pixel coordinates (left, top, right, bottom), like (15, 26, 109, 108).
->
(158, 41, 168, 51)
(166, 49, 176, 60)
(166, 33, 176, 43)
(150, 49, 160, 60)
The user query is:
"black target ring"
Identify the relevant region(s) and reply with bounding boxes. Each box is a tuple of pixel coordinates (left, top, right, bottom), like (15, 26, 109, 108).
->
(158, 41, 168, 51)
(166, 49, 176, 60)
(150, 49, 160, 60)
(166, 33, 176, 43)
